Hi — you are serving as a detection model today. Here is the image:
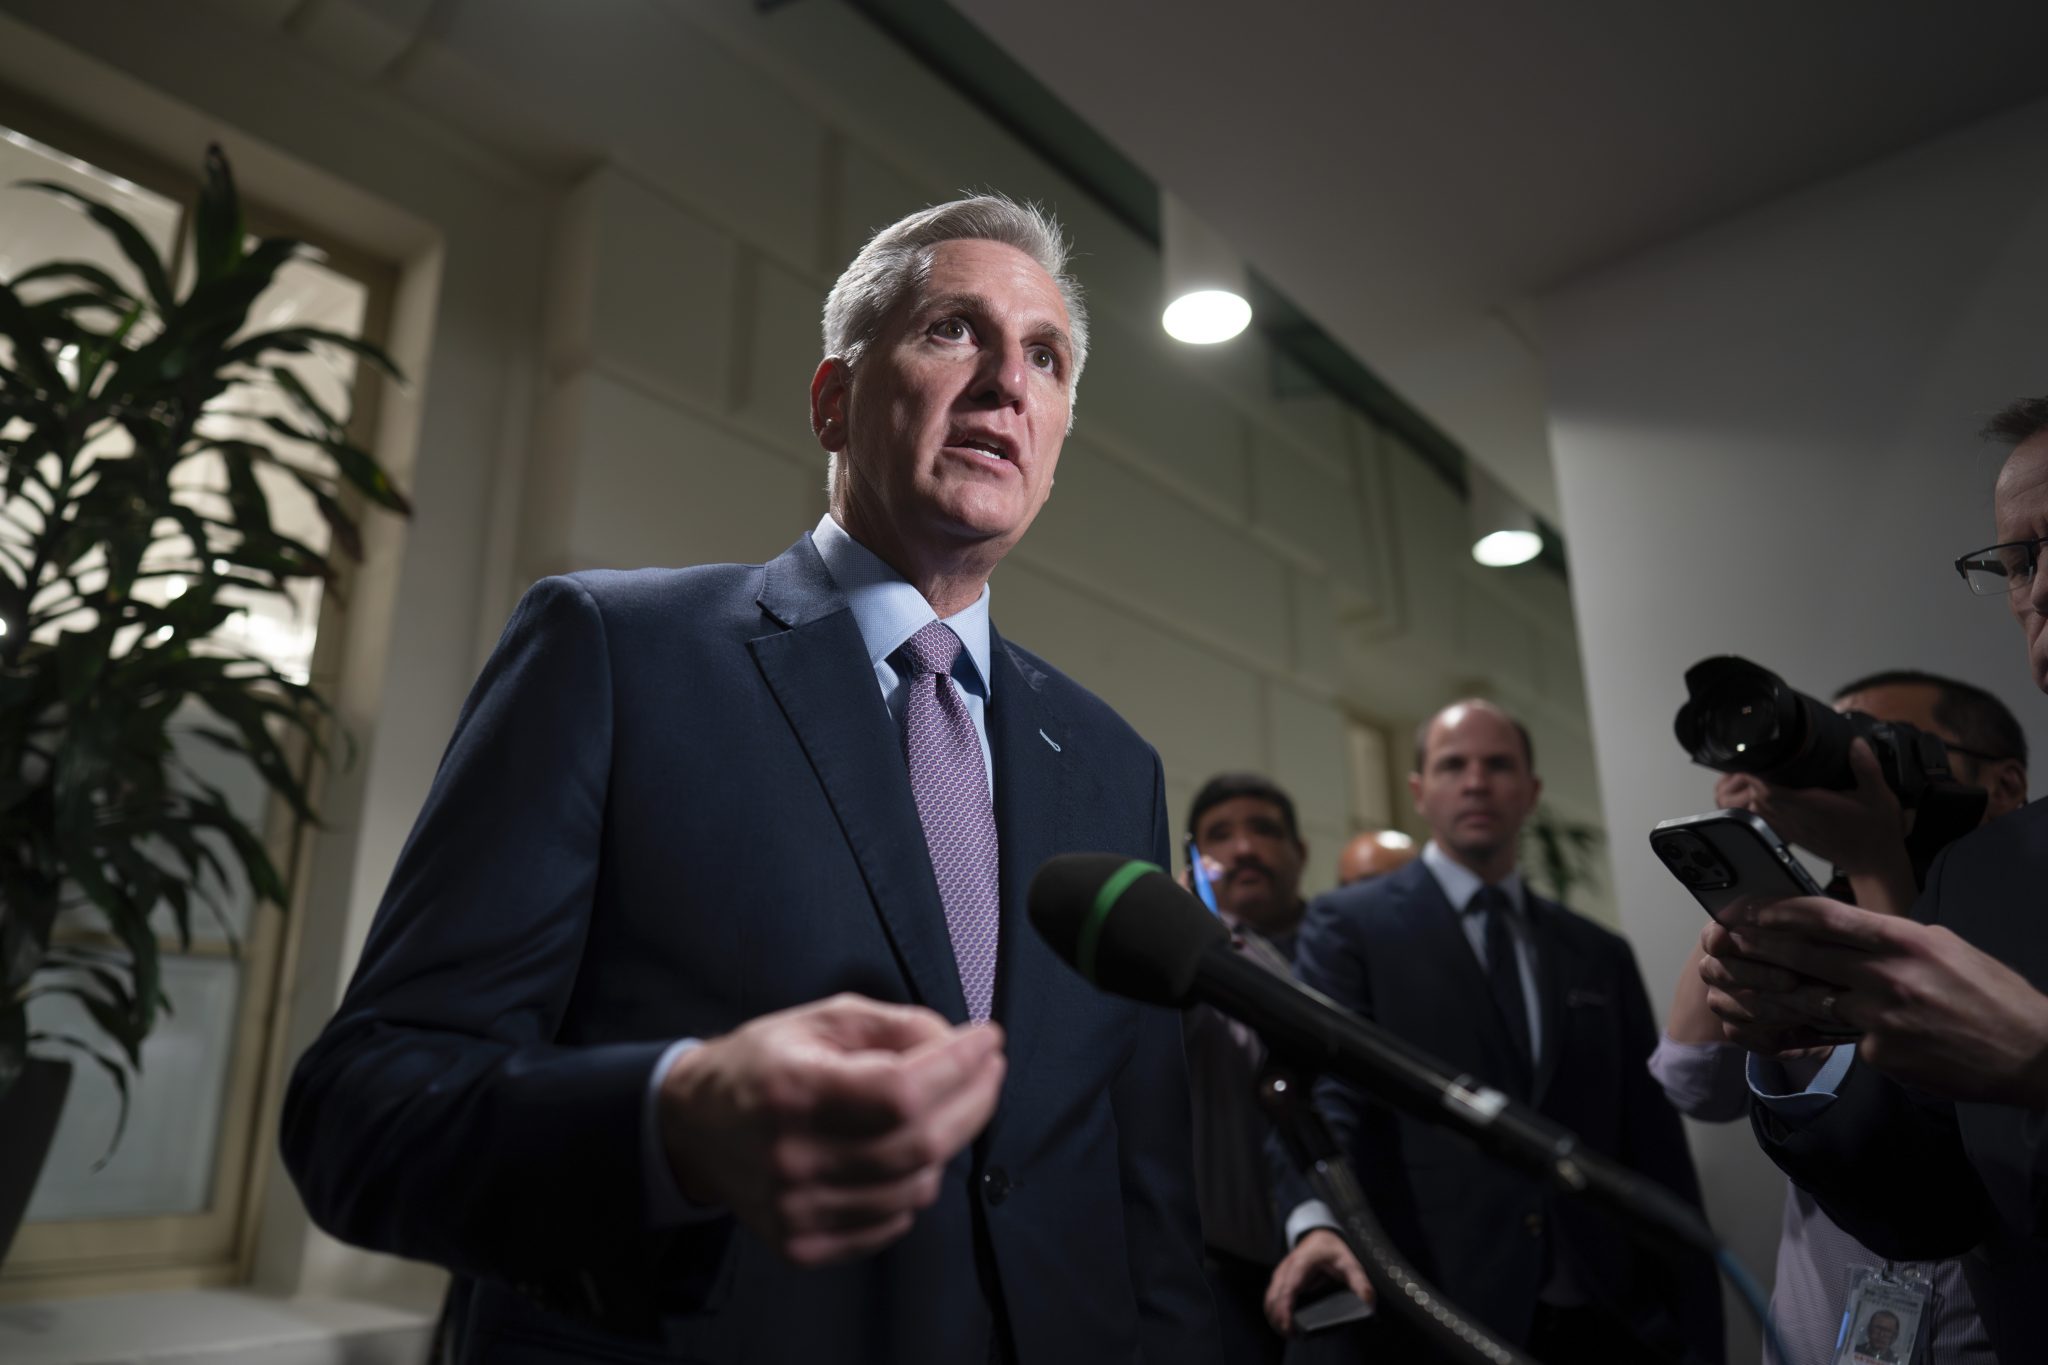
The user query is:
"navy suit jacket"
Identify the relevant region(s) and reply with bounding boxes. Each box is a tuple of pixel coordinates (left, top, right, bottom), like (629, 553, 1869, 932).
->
(281, 536, 1217, 1364)
(1277, 859, 1723, 1362)
(1752, 797, 2048, 1364)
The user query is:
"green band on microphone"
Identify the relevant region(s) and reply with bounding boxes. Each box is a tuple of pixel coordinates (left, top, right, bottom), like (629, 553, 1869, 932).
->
(1078, 859, 1157, 985)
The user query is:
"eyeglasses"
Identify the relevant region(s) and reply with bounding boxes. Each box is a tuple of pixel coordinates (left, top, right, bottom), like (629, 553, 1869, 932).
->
(1954, 536, 2048, 596)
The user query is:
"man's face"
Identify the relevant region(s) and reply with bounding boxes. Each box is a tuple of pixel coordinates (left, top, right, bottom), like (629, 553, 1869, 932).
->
(818, 238, 1073, 568)
(1193, 795, 1306, 934)
(1832, 681, 2024, 821)
(1409, 704, 1542, 866)
(1995, 433, 2048, 693)
(1864, 1312, 1898, 1352)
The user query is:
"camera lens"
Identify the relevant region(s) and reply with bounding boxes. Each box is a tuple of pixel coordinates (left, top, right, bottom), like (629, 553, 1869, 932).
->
(1701, 686, 1779, 757)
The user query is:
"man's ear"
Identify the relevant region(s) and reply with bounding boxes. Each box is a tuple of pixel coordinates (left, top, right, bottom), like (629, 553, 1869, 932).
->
(1406, 771, 1423, 814)
(1990, 758, 2029, 817)
(810, 357, 851, 451)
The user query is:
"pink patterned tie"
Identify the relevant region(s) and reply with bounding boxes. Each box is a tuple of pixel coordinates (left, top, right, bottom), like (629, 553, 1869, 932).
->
(895, 622, 1000, 1022)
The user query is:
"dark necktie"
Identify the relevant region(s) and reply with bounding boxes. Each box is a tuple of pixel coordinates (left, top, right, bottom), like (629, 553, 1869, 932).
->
(1471, 884, 1533, 1074)
(894, 622, 1000, 1022)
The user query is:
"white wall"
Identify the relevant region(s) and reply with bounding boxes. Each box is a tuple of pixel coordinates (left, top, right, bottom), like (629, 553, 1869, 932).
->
(1541, 93, 2048, 1354)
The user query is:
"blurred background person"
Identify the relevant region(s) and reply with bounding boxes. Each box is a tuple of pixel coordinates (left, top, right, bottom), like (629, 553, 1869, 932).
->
(1336, 828, 1419, 887)
(1181, 773, 1312, 1364)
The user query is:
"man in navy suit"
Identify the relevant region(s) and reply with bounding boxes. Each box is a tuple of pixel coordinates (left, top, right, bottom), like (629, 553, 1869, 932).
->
(1263, 699, 1722, 1362)
(282, 196, 1217, 1363)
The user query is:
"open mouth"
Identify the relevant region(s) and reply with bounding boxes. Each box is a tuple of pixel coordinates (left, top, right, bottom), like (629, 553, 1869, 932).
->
(946, 429, 1017, 463)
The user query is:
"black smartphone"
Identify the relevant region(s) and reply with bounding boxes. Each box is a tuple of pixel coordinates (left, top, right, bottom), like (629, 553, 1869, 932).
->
(1648, 809, 1825, 922)
(1295, 1285, 1375, 1333)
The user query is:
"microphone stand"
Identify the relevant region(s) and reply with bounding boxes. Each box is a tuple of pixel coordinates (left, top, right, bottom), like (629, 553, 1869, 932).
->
(1259, 1062, 1537, 1365)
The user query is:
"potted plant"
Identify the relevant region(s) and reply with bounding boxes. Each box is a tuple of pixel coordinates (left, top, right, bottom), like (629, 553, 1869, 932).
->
(0, 145, 408, 1259)
(1523, 805, 1605, 907)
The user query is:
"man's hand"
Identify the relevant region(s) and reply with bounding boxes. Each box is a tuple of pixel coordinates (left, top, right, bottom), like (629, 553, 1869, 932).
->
(1714, 741, 1915, 912)
(658, 993, 1006, 1267)
(1264, 1228, 1374, 1335)
(1697, 916, 1839, 1054)
(1703, 897, 2048, 1105)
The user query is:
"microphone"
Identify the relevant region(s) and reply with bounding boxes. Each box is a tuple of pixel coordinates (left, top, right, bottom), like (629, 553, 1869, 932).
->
(1028, 853, 1718, 1256)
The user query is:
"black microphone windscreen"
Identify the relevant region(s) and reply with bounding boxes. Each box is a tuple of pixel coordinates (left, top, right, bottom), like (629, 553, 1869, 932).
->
(1028, 853, 1228, 1006)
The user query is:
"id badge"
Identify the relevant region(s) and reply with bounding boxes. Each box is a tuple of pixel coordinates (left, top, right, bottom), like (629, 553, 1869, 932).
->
(1834, 1264, 1930, 1365)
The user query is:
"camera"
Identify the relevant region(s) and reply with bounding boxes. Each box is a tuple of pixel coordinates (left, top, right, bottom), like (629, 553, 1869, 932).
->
(1653, 829, 1736, 893)
(1672, 655, 1985, 871)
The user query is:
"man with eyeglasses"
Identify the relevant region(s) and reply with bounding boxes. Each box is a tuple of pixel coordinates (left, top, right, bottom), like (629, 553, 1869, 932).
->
(1698, 394, 2048, 1363)
(1653, 670, 2026, 1365)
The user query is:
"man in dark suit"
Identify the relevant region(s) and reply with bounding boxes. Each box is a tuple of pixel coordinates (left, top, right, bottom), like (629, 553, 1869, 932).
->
(1701, 394, 2048, 1363)
(1264, 699, 1723, 1362)
(282, 196, 1217, 1363)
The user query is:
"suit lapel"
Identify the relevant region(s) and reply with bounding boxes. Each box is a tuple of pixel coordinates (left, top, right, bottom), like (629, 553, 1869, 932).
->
(1396, 864, 1534, 1097)
(984, 630, 1081, 1085)
(748, 539, 969, 1024)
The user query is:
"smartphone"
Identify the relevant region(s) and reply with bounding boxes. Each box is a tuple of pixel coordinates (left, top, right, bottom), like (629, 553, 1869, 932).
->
(1649, 810, 1824, 921)
(1295, 1285, 1375, 1333)
(1186, 836, 1221, 915)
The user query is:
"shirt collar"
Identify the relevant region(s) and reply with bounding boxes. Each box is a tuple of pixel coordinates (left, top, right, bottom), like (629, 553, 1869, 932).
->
(810, 513, 992, 695)
(1421, 840, 1526, 917)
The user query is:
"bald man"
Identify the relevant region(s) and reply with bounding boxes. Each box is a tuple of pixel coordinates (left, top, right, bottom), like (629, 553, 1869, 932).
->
(1336, 829, 1418, 886)
(1267, 700, 1721, 1363)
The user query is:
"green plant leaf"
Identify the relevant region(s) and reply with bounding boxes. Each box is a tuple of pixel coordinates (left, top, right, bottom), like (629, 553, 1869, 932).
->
(0, 999, 25, 1098)
(18, 180, 176, 315)
(192, 144, 246, 288)
(0, 277, 65, 394)
(5, 259, 140, 309)
(266, 364, 344, 438)
(221, 326, 402, 379)
(28, 1030, 132, 1168)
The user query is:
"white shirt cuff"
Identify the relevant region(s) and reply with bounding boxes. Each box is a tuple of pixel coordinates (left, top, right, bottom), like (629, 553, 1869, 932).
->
(1285, 1199, 1339, 1247)
(1746, 1043, 1856, 1121)
(642, 1037, 727, 1226)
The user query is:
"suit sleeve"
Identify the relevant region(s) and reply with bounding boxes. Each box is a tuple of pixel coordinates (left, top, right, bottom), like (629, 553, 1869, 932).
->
(1110, 749, 1223, 1362)
(1750, 1056, 2001, 1258)
(280, 577, 731, 1330)
(1612, 942, 1725, 1363)
(1748, 840, 2008, 1260)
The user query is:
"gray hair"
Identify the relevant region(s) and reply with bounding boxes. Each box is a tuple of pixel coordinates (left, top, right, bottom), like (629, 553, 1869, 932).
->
(822, 192, 1090, 403)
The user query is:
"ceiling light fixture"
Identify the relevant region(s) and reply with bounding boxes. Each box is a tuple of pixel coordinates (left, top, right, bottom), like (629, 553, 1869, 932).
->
(1160, 192, 1251, 345)
(1468, 465, 1542, 568)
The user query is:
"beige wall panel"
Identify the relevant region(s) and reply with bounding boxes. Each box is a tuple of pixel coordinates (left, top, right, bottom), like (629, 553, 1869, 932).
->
(431, 0, 829, 271)
(1286, 569, 1340, 690)
(553, 168, 740, 416)
(1457, 580, 1539, 685)
(1250, 427, 1379, 606)
(1266, 684, 1353, 858)
(830, 140, 941, 273)
(1296, 818, 1348, 901)
(1077, 316, 1253, 514)
(1018, 439, 1290, 666)
(558, 373, 813, 572)
(733, 252, 831, 465)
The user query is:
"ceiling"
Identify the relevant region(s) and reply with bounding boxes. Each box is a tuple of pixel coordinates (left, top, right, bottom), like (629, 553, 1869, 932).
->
(944, 0, 2048, 520)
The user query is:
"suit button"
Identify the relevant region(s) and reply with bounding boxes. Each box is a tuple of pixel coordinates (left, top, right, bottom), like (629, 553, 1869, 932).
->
(983, 1168, 1011, 1206)
(1524, 1212, 1544, 1237)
